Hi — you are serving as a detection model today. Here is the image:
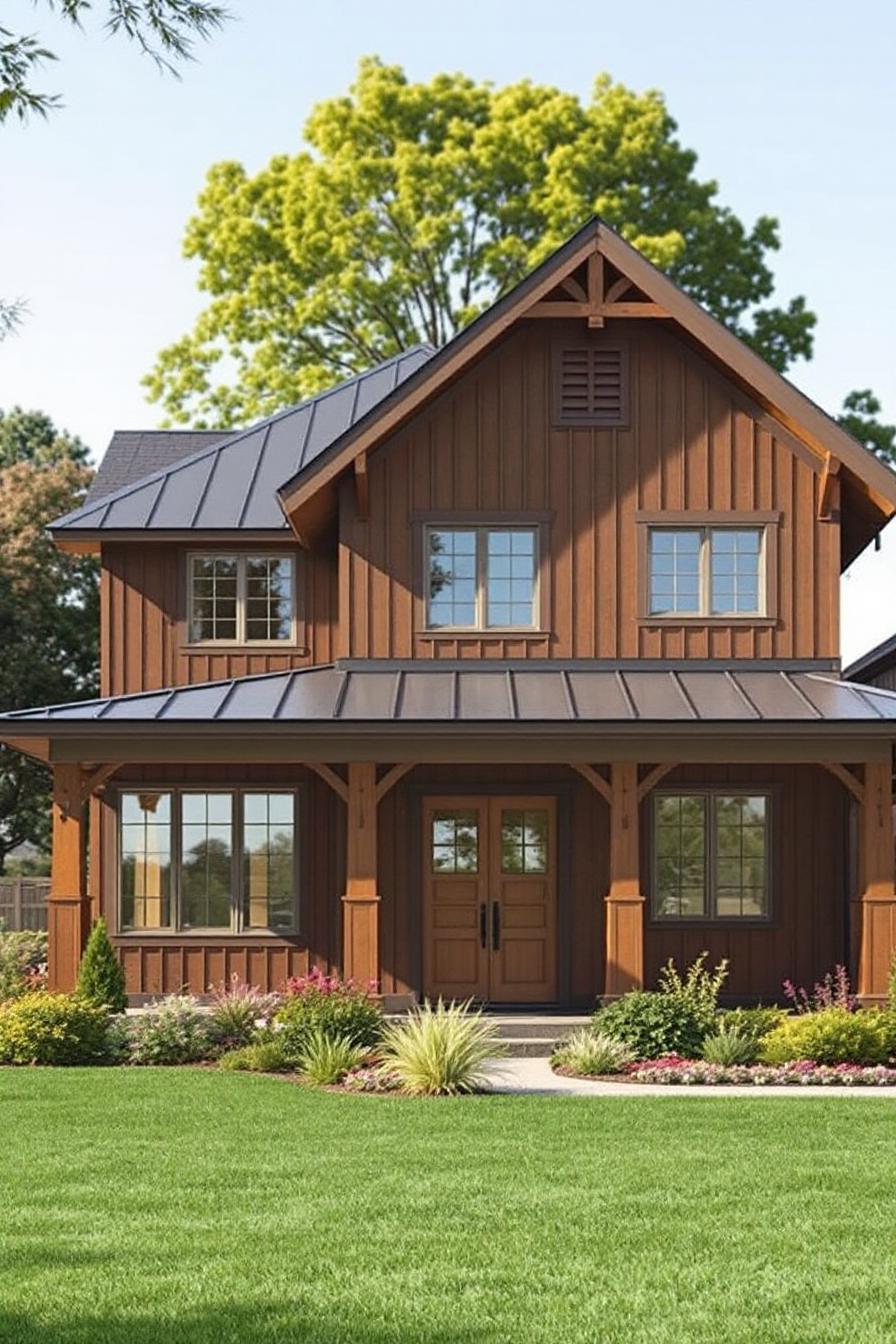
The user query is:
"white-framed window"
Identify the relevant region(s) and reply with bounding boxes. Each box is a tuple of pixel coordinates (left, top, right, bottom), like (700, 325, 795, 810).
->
(648, 527, 765, 617)
(119, 789, 299, 933)
(425, 526, 539, 630)
(188, 553, 295, 644)
(652, 791, 771, 921)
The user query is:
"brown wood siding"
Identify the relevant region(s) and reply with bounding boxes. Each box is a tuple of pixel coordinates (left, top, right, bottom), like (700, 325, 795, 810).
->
(99, 763, 344, 996)
(338, 321, 839, 661)
(100, 543, 338, 695)
(861, 667, 896, 693)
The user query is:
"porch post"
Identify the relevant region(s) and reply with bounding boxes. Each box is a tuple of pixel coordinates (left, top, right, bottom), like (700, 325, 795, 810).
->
(856, 758, 896, 1003)
(48, 763, 88, 993)
(342, 762, 380, 990)
(604, 760, 644, 997)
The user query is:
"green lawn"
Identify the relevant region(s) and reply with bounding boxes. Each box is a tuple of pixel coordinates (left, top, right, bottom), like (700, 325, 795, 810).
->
(2, 1072, 896, 1343)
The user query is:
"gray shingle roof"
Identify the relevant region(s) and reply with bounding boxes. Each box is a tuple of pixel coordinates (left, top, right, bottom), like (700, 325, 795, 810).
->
(55, 346, 436, 534)
(85, 430, 230, 505)
(5, 663, 896, 729)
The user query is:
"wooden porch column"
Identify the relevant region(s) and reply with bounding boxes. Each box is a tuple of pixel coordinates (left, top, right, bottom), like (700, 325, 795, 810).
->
(604, 760, 644, 997)
(342, 762, 380, 990)
(48, 763, 89, 993)
(856, 758, 896, 1003)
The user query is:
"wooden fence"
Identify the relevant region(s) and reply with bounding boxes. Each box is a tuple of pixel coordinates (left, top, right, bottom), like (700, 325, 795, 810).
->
(0, 877, 50, 932)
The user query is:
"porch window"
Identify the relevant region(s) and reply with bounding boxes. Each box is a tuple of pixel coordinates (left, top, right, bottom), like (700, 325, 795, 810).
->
(647, 527, 765, 617)
(426, 527, 538, 629)
(118, 789, 299, 932)
(653, 791, 770, 920)
(188, 554, 294, 644)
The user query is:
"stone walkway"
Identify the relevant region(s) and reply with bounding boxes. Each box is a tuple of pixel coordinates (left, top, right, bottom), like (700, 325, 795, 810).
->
(484, 1056, 896, 1097)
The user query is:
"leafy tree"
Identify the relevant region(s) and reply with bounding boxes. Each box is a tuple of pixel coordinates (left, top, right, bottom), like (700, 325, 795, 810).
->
(76, 916, 127, 1012)
(146, 57, 818, 427)
(837, 389, 896, 466)
(0, 1, 229, 124)
(0, 421, 97, 872)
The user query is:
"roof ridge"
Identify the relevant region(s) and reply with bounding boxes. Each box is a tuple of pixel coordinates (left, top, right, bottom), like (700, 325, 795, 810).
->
(51, 344, 438, 530)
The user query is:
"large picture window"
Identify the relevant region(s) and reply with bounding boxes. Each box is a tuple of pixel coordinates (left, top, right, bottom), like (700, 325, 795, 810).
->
(119, 789, 299, 933)
(647, 526, 766, 617)
(188, 554, 295, 645)
(653, 791, 770, 921)
(426, 526, 538, 630)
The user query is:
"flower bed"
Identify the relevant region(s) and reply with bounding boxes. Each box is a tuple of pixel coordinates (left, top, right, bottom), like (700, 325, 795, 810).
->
(623, 1056, 896, 1087)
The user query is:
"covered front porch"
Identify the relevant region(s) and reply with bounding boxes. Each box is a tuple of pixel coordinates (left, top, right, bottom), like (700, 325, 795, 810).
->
(2, 661, 895, 1006)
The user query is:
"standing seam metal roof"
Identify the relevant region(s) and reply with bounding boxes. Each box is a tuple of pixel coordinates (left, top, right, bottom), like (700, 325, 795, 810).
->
(5, 665, 896, 726)
(53, 346, 436, 533)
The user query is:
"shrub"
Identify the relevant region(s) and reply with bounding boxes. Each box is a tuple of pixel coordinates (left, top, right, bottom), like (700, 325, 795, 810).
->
(76, 918, 127, 1013)
(207, 975, 281, 1054)
(295, 1028, 366, 1085)
(379, 999, 504, 1096)
(127, 995, 212, 1065)
(217, 1038, 291, 1073)
(594, 991, 705, 1060)
(275, 967, 382, 1059)
(889, 954, 896, 1010)
(717, 1005, 786, 1044)
(759, 1008, 886, 1066)
(0, 929, 48, 1000)
(783, 964, 857, 1014)
(657, 952, 729, 1032)
(700, 1022, 758, 1066)
(551, 1028, 632, 1077)
(0, 991, 112, 1065)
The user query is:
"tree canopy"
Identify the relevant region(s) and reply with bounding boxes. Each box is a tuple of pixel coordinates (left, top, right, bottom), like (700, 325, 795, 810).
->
(0, 412, 97, 871)
(145, 58, 818, 428)
(836, 390, 896, 466)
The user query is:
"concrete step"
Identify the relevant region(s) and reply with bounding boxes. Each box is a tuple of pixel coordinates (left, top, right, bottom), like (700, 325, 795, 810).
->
(498, 1036, 563, 1059)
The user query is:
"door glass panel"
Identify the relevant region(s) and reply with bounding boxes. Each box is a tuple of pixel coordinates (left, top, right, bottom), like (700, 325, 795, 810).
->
(501, 809, 548, 874)
(431, 811, 479, 873)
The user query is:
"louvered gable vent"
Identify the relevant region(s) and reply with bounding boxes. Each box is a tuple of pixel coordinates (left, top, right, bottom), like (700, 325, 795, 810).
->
(554, 343, 628, 426)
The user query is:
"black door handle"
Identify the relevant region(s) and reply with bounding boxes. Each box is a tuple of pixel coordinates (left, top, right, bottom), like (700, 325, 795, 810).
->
(479, 902, 487, 949)
(492, 900, 500, 951)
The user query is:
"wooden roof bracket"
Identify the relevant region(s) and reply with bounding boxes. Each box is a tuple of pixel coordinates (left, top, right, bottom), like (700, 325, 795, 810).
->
(526, 242, 670, 325)
(354, 452, 369, 522)
(817, 452, 841, 520)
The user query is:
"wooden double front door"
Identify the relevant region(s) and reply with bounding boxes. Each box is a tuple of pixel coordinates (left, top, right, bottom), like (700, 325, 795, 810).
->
(423, 796, 557, 1004)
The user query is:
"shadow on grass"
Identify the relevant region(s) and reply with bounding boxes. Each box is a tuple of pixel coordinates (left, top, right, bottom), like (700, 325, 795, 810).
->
(0, 1305, 495, 1344)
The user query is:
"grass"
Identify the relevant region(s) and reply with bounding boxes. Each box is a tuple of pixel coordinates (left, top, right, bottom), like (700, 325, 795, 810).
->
(3, 1071, 896, 1343)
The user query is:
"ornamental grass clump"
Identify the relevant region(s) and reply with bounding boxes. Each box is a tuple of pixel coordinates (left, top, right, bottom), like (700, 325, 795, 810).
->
(296, 1028, 366, 1085)
(759, 1007, 887, 1066)
(76, 918, 127, 1014)
(0, 991, 112, 1065)
(379, 999, 504, 1096)
(551, 1028, 632, 1077)
(127, 995, 213, 1065)
(700, 1021, 758, 1066)
(207, 974, 281, 1054)
(275, 967, 382, 1060)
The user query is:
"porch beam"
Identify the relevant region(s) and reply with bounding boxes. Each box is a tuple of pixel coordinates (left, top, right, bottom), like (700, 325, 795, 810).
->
(856, 758, 896, 1002)
(605, 760, 644, 997)
(48, 763, 89, 992)
(342, 762, 380, 990)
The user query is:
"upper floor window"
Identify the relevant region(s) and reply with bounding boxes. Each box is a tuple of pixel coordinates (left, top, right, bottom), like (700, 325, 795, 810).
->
(648, 526, 765, 617)
(188, 554, 295, 645)
(426, 526, 538, 630)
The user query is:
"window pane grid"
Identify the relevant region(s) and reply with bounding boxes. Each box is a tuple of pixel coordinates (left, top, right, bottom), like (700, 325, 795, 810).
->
(500, 809, 548, 874)
(426, 527, 537, 630)
(647, 527, 764, 617)
(120, 792, 172, 930)
(243, 793, 296, 932)
(189, 555, 294, 644)
(431, 812, 479, 873)
(648, 530, 701, 615)
(710, 530, 762, 615)
(653, 791, 769, 920)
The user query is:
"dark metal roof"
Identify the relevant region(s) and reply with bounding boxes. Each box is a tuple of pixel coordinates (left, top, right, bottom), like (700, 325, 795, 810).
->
(5, 663, 896, 731)
(85, 430, 229, 506)
(844, 634, 896, 684)
(54, 346, 436, 534)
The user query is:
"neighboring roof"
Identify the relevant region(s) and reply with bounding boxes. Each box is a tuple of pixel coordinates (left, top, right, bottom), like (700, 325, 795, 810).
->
(844, 634, 896, 684)
(5, 662, 896, 733)
(52, 346, 436, 537)
(276, 217, 896, 557)
(85, 430, 230, 506)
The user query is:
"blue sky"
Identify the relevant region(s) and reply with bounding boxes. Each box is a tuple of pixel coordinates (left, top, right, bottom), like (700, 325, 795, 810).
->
(1, 0, 895, 661)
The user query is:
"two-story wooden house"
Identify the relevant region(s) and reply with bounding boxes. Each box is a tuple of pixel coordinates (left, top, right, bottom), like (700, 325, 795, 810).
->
(4, 218, 896, 1006)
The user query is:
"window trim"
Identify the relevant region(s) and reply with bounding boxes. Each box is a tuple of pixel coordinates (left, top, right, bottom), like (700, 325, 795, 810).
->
(650, 786, 774, 925)
(184, 550, 300, 649)
(419, 520, 548, 635)
(115, 786, 302, 936)
(636, 511, 780, 626)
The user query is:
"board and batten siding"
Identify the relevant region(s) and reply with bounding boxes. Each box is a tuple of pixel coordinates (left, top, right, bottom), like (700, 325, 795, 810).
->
(99, 542, 339, 695)
(337, 320, 839, 661)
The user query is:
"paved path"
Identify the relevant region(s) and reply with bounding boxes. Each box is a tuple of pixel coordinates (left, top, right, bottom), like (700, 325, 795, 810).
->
(484, 1056, 896, 1097)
